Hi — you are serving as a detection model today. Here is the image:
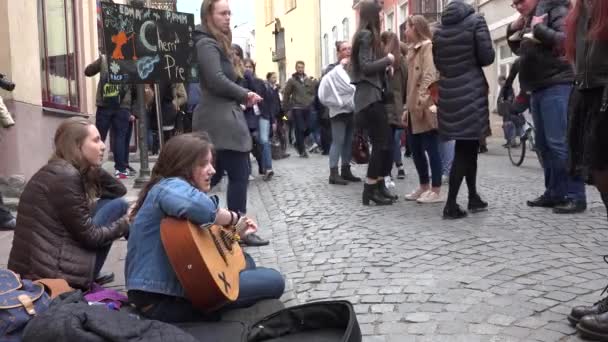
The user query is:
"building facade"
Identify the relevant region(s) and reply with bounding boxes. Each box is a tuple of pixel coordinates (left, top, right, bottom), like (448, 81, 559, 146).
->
(319, 0, 357, 71)
(255, 0, 322, 85)
(0, 0, 100, 180)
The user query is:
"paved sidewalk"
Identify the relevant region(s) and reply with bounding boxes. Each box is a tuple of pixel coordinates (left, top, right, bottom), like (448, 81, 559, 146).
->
(1, 140, 607, 341)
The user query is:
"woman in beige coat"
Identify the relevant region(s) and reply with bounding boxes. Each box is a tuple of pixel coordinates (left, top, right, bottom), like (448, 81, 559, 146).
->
(402, 15, 443, 204)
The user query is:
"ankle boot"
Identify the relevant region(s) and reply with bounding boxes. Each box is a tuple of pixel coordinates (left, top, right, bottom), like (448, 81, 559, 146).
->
(377, 179, 398, 201)
(362, 183, 393, 206)
(329, 167, 348, 185)
(443, 203, 468, 220)
(468, 194, 488, 213)
(341, 165, 361, 182)
(577, 311, 608, 341)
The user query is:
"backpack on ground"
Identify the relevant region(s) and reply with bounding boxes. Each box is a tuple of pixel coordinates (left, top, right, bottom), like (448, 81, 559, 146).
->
(0, 269, 51, 341)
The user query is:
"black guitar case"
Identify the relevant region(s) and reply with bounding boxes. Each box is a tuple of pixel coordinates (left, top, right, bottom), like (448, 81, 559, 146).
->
(178, 300, 361, 342)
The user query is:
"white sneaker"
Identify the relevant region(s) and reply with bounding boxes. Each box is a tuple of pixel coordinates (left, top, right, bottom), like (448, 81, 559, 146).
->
(404, 188, 427, 201)
(442, 175, 449, 185)
(417, 191, 444, 204)
(248, 175, 255, 181)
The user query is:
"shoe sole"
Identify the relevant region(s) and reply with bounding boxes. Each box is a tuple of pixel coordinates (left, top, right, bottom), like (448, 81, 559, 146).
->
(443, 214, 468, 220)
(567, 315, 579, 327)
(577, 323, 608, 341)
(468, 207, 488, 213)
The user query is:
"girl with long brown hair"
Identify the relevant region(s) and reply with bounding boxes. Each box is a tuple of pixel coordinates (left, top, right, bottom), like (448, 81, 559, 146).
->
(192, 0, 267, 246)
(125, 133, 284, 323)
(381, 31, 408, 181)
(402, 15, 443, 204)
(564, 2, 608, 338)
(351, 0, 396, 206)
(8, 117, 129, 289)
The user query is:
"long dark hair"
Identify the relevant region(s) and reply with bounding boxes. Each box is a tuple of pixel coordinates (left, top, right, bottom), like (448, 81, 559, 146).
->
(381, 31, 401, 69)
(130, 132, 214, 220)
(201, 0, 235, 68)
(351, 0, 382, 73)
(565, 0, 608, 62)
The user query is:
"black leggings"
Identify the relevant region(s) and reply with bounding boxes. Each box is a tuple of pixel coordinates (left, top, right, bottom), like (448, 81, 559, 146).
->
(358, 102, 392, 179)
(447, 140, 480, 205)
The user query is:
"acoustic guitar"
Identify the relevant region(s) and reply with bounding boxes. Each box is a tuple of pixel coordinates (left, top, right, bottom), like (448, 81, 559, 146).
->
(160, 217, 246, 312)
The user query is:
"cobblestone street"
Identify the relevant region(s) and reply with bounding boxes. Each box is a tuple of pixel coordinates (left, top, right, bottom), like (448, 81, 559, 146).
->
(1, 140, 607, 341)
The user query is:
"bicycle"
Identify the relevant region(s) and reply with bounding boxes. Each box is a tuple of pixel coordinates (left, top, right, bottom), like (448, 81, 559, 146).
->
(507, 112, 543, 167)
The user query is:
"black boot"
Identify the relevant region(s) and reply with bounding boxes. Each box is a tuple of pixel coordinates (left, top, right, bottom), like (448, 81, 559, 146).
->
(362, 183, 393, 206)
(443, 203, 468, 219)
(329, 167, 348, 185)
(577, 311, 608, 341)
(377, 179, 398, 201)
(341, 165, 361, 182)
(568, 256, 608, 326)
(468, 193, 488, 213)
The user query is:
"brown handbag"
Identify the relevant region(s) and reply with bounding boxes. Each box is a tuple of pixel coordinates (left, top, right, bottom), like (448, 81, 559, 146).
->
(34, 279, 73, 299)
(352, 130, 370, 165)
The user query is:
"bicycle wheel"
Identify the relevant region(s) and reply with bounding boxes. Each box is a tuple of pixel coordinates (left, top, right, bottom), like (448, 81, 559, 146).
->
(508, 135, 527, 166)
(528, 129, 544, 168)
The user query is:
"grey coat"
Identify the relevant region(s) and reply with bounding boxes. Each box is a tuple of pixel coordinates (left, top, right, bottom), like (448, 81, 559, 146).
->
(192, 27, 251, 152)
(432, 0, 495, 140)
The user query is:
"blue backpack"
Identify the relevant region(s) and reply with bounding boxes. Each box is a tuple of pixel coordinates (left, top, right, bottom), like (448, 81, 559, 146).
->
(0, 269, 51, 341)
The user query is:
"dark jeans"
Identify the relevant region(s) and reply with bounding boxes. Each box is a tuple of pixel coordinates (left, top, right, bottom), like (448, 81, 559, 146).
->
(128, 254, 285, 323)
(357, 102, 392, 178)
(96, 107, 130, 172)
(92, 198, 129, 276)
(447, 140, 480, 205)
(531, 84, 586, 202)
(320, 117, 332, 154)
(409, 129, 442, 187)
(292, 108, 311, 155)
(0, 191, 14, 224)
(211, 150, 250, 214)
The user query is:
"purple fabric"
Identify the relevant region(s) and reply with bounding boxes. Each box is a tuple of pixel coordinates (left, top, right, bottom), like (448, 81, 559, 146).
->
(84, 283, 128, 310)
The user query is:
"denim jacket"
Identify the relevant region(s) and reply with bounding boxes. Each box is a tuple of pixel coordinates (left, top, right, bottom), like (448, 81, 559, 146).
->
(125, 177, 219, 298)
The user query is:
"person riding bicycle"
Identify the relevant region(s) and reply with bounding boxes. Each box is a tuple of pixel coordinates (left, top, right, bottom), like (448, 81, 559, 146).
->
(498, 59, 528, 147)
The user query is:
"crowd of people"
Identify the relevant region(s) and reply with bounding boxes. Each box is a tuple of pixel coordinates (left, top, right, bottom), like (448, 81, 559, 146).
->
(1, 0, 607, 339)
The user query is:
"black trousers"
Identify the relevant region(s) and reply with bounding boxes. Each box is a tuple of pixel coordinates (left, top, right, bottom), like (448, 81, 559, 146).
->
(447, 140, 480, 204)
(357, 102, 392, 179)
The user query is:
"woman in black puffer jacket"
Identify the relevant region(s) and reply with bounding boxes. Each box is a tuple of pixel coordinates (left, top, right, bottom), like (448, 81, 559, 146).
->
(432, 0, 495, 219)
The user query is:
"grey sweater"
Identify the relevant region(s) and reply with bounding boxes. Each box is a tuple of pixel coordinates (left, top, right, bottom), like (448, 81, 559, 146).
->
(191, 27, 251, 152)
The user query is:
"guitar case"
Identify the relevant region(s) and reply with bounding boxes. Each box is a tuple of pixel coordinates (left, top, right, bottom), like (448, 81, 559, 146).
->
(178, 300, 361, 342)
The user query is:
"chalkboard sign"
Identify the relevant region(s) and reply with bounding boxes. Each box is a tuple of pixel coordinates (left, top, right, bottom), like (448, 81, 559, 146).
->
(100, 2, 197, 84)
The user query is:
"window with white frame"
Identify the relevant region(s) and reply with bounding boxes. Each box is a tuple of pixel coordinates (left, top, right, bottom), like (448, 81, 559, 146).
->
(399, 1, 408, 24)
(386, 12, 394, 32)
(342, 18, 349, 41)
(331, 26, 338, 62)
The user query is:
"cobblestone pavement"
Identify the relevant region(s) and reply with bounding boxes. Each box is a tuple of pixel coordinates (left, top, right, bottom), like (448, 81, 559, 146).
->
(1, 140, 607, 342)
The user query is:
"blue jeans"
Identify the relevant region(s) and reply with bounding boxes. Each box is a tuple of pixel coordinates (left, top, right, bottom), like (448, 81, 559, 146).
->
(393, 128, 404, 166)
(531, 84, 586, 202)
(409, 128, 443, 187)
(258, 118, 273, 171)
(308, 109, 321, 146)
(439, 140, 455, 176)
(329, 114, 354, 168)
(211, 150, 250, 214)
(96, 107, 130, 172)
(128, 253, 285, 323)
(92, 198, 129, 276)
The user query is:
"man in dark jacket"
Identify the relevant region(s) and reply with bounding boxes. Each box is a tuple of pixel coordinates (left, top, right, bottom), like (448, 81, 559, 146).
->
(282, 61, 317, 158)
(507, 0, 587, 214)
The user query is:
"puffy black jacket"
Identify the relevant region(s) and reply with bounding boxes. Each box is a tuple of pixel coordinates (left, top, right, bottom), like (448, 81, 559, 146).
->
(506, 0, 573, 92)
(8, 160, 129, 289)
(573, 1, 608, 90)
(432, 0, 495, 140)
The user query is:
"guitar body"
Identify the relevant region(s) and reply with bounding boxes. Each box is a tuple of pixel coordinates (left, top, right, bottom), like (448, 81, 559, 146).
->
(160, 217, 246, 312)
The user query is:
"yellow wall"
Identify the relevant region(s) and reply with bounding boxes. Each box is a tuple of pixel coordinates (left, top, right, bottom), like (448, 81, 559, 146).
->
(255, 0, 321, 82)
